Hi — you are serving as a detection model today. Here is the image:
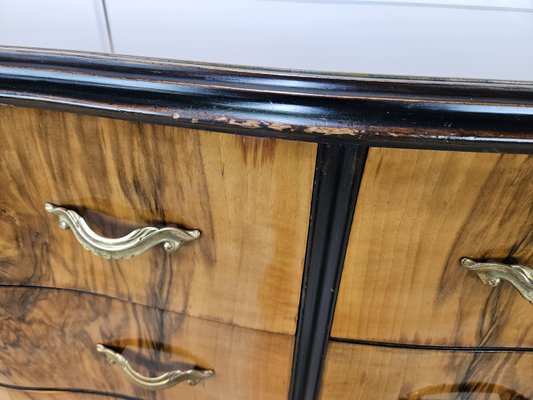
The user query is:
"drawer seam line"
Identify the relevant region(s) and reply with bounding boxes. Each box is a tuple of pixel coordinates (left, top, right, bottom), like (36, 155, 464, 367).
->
(0, 284, 294, 338)
(330, 337, 533, 353)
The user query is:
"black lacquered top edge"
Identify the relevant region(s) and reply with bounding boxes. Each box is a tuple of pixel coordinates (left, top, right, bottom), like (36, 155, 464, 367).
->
(1, 46, 533, 153)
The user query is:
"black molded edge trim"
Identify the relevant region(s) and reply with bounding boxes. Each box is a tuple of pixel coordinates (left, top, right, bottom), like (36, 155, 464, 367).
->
(1, 47, 533, 152)
(330, 337, 533, 353)
(4, 45, 533, 87)
(289, 145, 367, 400)
(0, 382, 141, 400)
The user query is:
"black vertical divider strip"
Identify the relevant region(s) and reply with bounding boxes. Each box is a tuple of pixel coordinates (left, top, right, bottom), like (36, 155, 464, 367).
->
(289, 144, 368, 400)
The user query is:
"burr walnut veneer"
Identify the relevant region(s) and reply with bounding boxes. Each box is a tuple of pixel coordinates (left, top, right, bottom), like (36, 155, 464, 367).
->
(324, 148, 533, 399)
(0, 106, 314, 399)
(0, 106, 316, 336)
(0, 287, 294, 400)
(321, 343, 533, 400)
(1, 22, 533, 399)
(333, 148, 533, 348)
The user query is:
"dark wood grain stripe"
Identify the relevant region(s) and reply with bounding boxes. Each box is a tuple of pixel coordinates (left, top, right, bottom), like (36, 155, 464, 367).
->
(0, 106, 315, 335)
(0, 286, 294, 399)
(321, 342, 533, 399)
(332, 149, 533, 348)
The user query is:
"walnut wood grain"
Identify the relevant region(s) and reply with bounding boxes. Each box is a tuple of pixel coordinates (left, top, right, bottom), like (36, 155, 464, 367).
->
(320, 342, 533, 400)
(0, 387, 131, 400)
(0, 287, 294, 400)
(0, 106, 316, 335)
(332, 148, 533, 347)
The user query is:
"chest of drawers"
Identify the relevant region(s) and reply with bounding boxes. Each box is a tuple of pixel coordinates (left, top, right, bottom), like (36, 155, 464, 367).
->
(1, 3, 533, 398)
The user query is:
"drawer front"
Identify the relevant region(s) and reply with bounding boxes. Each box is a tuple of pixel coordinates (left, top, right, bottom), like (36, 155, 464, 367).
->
(0, 106, 316, 335)
(0, 287, 293, 399)
(321, 342, 533, 399)
(333, 148, 533, 347)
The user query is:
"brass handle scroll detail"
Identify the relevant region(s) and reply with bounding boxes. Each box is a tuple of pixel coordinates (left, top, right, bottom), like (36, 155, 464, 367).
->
(96, 344, 214, 390)
(45, 203, 200, 260)
(461, 257, 533, 304)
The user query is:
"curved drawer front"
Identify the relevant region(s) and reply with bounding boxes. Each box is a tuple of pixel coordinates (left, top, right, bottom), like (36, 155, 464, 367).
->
(333, 148, 533, 347)
(0, 106, 316, 335)
(321, 342, 533, 400)
(0, 287, 294, 399)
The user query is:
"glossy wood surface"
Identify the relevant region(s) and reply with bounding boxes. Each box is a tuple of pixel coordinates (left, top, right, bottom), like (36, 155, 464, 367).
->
(289, 146, 368, 400)
(0, 287, 294, 399)
(2, 48, 533, 151)
(320, 342, 533, 400)
(333, 148, 533, 347)
(0, 106, 316, 335)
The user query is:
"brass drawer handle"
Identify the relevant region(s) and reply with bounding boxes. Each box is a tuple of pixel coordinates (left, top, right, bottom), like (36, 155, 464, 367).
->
(45, 203, 200, 260)
(96, 344, 214, 390)
(461, 257, 533, 304)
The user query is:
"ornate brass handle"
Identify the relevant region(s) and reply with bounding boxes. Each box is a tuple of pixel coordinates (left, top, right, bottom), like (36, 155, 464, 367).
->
(96, 344, 214, 390)
(461, 257, 533, 304)
(45, 203, 200, 260)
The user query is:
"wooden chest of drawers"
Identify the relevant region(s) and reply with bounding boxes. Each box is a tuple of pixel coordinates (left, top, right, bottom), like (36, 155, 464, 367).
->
(1, 14, 533, 398)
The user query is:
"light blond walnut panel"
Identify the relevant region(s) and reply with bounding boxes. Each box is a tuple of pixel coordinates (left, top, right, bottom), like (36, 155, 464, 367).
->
(0, 106, 316, 335)
(320, 342, 533, 400)
(332, 148, 533, 347)
(0, 287, 294, 400)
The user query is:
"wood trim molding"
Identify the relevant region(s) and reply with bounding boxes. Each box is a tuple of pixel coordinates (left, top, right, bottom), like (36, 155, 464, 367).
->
(289, 144, 367, 400)
(1, 47, 533, 152)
